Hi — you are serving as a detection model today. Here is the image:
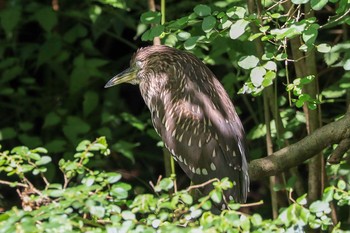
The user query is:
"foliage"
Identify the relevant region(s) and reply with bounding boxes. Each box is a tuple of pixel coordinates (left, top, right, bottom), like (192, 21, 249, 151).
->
(0, 139, 350, 232)
(0, 0, 350, 232)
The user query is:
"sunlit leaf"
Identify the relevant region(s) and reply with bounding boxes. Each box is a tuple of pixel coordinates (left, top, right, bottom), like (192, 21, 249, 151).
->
(140, 11, 161, 24)
(229, 19, 249, 39)
(202, 15, 216, 32)
(238, 55, 259, 69)
(250, 66, 266, 87)
(311, 0, 328, 10)
(194, 4, 211, 17)
(316, 43, 331, 53)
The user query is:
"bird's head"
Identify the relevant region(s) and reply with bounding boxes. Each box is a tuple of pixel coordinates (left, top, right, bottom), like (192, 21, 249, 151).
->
(104, 45, 176, 88)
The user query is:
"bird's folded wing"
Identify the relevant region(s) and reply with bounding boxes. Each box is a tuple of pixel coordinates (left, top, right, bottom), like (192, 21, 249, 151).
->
(150, 89, 248, 202)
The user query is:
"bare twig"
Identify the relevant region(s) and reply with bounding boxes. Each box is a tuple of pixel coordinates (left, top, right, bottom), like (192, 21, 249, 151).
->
(186, 178, 220, 192)
(0, 180, 28, 188)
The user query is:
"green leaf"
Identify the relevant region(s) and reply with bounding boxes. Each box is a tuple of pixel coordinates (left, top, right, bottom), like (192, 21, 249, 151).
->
(35, 156, 52, 166)
(262, 71, 276, 87)
(89, 206, 105, 218)
(45, 139, 67, 153)
(250, 66, 266, 87)
(121, 112, 145, 131)
(63, 116, 91, 144)
(18, 134, 42, 148)
(271, 23, 306, 40)
(177, 31, 191, 41)
(309, 200, 330, 213)
(311, 0, 328, 10)
(202, 16, 216, 33)
(337, 180, 346, 190)
(37, 37, 62, 66)
(121, 210, 135, 220)
(76, 140, 91, 151)
(251, 214, 262, 226)
(303, 24, 319, 46)
(322, 187, 334, 202)
(46, 189, 64, 198)
(112, 140, 140, 163)
(158, 178, 173, 191)
(34, 7, 58, 32)
(226, 6, 246, 19)
(140, 11, 161, 24)
(19, 122, 33, 131)
(64, 24, 88, 43)
(0, 6, 21, 36)
(29, 153, 41, 161)
(238, 55, 259, 69)
(0, 127, 16, 140)
(181, 193, 193, 205)
(210, 189, 222, 203)
(263, 61, 277, 71)
(343, 59, 350, 70)
(106, 172, 122, 184)
(83, 176, 95, 186)
(184, 36, 201, 50)
(291, 0, 309, 4)
(194, 4, 211, 17)
(110, 183, 131, 199)
(43, 112, 61, 128)
(83, 91, 99, 117)
(229, 19, 249, 39)
(324, 52, 340, 66)
(316, 43, 331, 53)
(148, 25, 164, 40)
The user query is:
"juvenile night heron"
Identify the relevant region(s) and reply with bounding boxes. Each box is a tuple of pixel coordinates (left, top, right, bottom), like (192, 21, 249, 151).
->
(105, 45, 249, 203)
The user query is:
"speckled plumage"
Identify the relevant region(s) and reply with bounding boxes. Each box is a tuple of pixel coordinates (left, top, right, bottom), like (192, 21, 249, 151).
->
(105, 45, 249, 203)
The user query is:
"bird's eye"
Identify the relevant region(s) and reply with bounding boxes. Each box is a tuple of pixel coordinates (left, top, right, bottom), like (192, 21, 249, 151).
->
(135, 60, 142, 68)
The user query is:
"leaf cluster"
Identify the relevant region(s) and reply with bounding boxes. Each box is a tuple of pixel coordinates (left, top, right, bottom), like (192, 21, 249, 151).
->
(1, 138, 350, 232)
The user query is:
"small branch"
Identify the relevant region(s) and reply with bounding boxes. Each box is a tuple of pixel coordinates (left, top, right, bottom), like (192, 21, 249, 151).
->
(249, 113, 350, 180)
(240, 200, 264, 208)
(328, 138, 350, 164)
(0, 180, 28, 188)
(186, 178, 219, 192)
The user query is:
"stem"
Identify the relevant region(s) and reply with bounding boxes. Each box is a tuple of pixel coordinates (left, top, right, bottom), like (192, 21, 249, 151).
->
(161, 0, 165, 25)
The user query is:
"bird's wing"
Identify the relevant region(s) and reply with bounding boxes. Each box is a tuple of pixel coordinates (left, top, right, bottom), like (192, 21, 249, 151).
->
(150, 78, 249, 203)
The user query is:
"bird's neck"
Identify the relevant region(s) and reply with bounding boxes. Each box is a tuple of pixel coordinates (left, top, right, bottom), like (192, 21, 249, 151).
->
(139, 74, 168, 110)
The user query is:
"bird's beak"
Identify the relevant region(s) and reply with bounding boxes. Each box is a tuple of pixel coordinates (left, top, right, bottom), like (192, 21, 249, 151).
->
(104, 67, 137, 88)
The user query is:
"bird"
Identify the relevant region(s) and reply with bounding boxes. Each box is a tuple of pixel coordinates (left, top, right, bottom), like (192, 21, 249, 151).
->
(105, 45, 249, 203)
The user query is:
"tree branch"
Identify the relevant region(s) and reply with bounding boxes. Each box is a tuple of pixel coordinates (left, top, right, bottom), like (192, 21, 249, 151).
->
(249, 110, 350, 180)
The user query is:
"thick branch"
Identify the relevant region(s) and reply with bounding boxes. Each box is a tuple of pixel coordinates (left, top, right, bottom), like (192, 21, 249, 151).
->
(249, 112, 350, 180)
